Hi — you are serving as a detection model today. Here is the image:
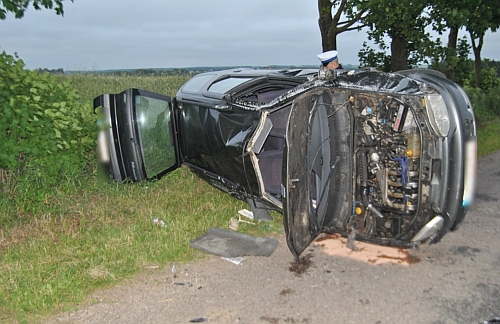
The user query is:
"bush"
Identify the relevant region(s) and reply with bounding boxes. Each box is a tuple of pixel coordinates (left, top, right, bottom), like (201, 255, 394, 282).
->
(0, 51, 95, 218)
(464, 84, 500, 125)
(464, 62, 500, 92)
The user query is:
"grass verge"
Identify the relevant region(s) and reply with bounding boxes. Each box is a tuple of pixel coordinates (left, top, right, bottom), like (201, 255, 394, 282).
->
(477, 119, 500, 157)
(0, 167, 283, 323)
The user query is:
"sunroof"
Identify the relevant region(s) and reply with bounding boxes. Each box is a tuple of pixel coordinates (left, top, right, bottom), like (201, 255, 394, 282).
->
(208, 77, 252, 94)
(181, 74, 215, 93)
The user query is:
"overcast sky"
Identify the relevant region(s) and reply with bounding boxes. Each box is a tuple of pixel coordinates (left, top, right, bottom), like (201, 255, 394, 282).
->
(1, 0, 499, 71)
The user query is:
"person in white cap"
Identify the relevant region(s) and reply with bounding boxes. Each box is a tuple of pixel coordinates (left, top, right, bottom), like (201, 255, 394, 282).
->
(317, 50, 343, 70)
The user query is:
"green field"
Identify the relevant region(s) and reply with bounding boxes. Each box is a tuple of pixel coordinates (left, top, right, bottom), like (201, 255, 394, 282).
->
(1, 72, 499, 323)
(54, 73, 190, 99)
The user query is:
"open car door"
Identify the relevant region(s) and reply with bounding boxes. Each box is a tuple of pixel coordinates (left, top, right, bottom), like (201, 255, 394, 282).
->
(283, 89, 333, 259)
(283, 88, 352, 259)
(93, 88, 180, 182)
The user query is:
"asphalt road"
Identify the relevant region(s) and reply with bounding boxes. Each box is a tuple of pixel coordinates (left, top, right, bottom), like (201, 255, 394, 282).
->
(47, 151, 500, 324)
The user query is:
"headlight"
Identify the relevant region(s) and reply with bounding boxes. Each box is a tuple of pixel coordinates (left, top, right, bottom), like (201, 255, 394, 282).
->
(425, 94, 450, 137)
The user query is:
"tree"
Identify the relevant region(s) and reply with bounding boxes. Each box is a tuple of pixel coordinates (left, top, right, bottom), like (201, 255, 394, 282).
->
(464, 0, 500, 87)
(0, 0, 73, 20)
(358, 0, 432, 72)
(318, 0, 367, 51)
(430, 0, 500, 87)
(358, 40, 391, 71)
(429, 0, 471, 81)
(429, 36, 473, 86)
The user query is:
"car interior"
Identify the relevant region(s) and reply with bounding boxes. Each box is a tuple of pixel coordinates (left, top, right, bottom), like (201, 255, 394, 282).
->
(234, 84, 297, 200)
(256, 105, 291, 196)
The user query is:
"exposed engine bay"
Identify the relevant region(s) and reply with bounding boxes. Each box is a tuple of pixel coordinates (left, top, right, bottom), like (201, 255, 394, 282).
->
(224, 71, 468, 252)
(347, 91, 434, 244)
(249, 86, 438, 245)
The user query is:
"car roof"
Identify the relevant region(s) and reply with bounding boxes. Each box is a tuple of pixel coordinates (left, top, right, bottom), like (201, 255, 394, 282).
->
(175, 67, 317, 105)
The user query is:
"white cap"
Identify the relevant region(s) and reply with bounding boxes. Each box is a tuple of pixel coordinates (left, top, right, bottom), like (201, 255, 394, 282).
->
(317, 50, 338, 63)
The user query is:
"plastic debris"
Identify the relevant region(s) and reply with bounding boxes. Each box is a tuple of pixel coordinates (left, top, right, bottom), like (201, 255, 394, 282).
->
(237, 216, 256, 225)
(221, 256, 245, 265)
(152, 218, 166, 228)
(238, 209, 254, 220)
(229, 217, 239, 231)
(143, 265, 159, 269)
(228, 213, 257, 231)
(189, 318, 207, 323)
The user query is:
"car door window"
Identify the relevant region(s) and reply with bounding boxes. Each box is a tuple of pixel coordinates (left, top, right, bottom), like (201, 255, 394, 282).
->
(135, 95, 176, 178)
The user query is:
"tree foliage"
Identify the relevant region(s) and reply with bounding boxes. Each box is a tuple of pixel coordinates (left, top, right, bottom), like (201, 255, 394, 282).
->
(429, 36, 472, 86)
(485, 60, 500, 77)
(428, 0, 470, 80)
(430, 0, 500, 86)
(464, 0, 500, 87)
(357, 0, 432, 71)
(0, 0, 72, 19)
(319, 0, 499, 87)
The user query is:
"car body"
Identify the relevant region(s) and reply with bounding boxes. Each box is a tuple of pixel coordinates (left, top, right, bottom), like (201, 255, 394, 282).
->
(93, 67, 477, 259)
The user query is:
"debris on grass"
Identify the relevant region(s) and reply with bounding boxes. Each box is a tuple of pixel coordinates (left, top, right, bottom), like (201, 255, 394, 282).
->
(152, 218, 166, 228)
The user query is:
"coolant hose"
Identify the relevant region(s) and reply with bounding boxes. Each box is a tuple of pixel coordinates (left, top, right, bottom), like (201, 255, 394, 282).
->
(358, 149, 369, 206)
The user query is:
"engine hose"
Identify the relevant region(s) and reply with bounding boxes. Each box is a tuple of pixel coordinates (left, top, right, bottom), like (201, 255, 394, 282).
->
(367, 120, 378, 133)
(357, 149, 369, 206)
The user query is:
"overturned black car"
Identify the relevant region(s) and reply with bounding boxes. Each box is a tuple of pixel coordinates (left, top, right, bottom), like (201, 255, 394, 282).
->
(93, 67, 477, 259)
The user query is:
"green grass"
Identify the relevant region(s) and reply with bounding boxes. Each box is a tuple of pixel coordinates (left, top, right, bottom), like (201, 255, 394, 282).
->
(1, 73, 499, 323)
(0, 167, 283, 323)
(477, 119, 500, 157)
